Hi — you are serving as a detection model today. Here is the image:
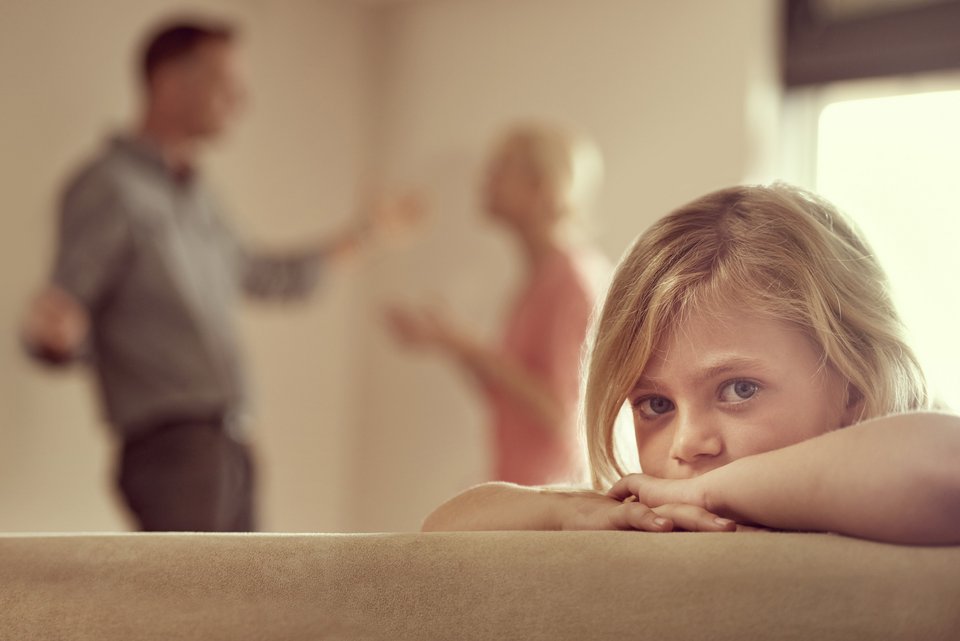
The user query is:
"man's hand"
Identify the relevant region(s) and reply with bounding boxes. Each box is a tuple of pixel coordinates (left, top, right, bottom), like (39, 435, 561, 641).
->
(22, 286, 90, 365)
(327, 191, 428, 261)
(364, 190, 427, 241)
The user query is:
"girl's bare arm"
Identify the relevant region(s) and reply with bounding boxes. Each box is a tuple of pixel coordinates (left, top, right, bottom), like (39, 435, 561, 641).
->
(422, 481, 737, 533)
(611, 412, 960, 544)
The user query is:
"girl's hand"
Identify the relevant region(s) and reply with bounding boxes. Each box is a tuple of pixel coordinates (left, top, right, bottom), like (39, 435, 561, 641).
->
(607, 473, 709, 511)
(557, 490, 735, 533)
(605, 474, 766, 530)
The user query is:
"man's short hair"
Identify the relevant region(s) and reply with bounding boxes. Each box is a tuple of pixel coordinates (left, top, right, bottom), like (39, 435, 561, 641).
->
(141, 19, 236, 83)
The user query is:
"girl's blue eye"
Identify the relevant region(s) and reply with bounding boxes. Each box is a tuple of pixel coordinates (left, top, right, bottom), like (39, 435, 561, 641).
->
(635, 395, 675, 418)
(720, 380, 759, 402)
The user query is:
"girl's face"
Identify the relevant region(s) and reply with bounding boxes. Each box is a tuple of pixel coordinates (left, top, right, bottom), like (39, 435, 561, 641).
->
(627, 302, 860, 480)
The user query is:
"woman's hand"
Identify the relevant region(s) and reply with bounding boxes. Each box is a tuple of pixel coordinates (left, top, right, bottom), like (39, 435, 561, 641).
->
(383, 305, 439, 349)
(557, 490, 735, 533)
(383, 304, 469, 353)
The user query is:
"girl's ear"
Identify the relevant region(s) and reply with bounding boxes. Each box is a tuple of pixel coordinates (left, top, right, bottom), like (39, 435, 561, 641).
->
(841, 384, 866, 426)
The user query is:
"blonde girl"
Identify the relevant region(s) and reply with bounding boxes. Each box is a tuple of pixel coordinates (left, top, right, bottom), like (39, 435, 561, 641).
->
(423, 183, 960, 545)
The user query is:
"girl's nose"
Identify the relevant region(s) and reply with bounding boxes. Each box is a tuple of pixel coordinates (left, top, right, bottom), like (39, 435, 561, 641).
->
(668, 409, 724, 466)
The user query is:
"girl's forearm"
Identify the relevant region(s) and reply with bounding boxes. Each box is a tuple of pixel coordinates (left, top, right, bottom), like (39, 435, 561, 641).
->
(703, 412, 960, 544)
(421, 483, 562, 532)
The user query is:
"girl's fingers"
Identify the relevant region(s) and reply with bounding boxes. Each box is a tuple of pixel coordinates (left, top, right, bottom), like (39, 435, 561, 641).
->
(607, 474, 701, 509)
(652, 504, 736, 532)
(606, 474, 644, 501)
(609, 501, 673, 532)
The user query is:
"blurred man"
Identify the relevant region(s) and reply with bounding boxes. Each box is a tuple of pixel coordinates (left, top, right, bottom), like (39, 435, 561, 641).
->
(22, 20, 416, 531)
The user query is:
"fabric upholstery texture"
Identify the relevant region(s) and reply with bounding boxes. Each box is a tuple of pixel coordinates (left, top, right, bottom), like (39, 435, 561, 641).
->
(1, 531, 958, 640)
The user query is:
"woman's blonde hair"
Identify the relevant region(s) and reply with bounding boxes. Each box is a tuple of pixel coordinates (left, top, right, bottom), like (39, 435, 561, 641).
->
(497, 122, 604, 224)
(584, 183, 929, 488)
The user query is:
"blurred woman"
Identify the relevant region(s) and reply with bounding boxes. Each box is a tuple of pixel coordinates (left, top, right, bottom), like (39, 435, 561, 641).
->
(387, 122, 607, 485)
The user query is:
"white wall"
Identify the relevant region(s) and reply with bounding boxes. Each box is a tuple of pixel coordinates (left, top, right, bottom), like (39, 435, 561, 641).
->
(349, 0, 781, 531)
(0, 0, 779, 533)
(0, 0, 373, 532)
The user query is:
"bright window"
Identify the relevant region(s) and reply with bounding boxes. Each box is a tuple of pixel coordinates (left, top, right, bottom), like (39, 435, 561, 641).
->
(814, 85, 960, 410)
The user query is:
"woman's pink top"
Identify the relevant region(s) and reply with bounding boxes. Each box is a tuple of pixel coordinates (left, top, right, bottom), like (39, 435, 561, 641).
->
(488, 248, 600, 486)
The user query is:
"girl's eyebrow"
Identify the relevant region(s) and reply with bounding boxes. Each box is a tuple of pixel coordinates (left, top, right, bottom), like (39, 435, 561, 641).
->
(632, 355, 771, 391)
(693, 357, 771, 384)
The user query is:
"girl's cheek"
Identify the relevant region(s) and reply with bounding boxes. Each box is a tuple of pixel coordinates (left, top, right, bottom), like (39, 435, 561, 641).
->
(635, 432, 673, 476)
(734, 417, 806, 456)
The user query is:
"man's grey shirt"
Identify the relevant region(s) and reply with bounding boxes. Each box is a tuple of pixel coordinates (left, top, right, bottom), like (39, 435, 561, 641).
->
(52, 136, 323, 438)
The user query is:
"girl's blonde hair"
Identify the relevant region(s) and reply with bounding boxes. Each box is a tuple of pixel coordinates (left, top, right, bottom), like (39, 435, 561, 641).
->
(498, 122, 604, 224)
(584, 183, 929, 488)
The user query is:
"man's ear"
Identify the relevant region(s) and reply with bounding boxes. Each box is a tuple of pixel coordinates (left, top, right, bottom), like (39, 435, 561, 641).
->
(841, 384, 866, 426)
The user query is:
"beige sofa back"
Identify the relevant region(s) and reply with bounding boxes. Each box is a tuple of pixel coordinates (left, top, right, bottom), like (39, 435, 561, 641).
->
(2, 531, 958, 640)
